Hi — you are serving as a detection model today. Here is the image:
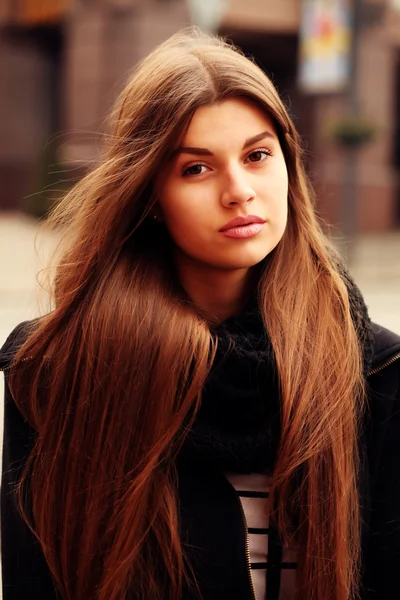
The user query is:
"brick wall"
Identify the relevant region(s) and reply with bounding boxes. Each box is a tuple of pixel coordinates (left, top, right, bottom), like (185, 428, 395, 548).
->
(312, 22, 398, 232)
(62, 0, 190, 164)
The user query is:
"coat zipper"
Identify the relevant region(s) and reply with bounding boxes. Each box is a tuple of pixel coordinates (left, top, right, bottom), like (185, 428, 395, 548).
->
(0, 356, 33, 372)
(236, 494, 257, 600)
(368, 351, 400, 376)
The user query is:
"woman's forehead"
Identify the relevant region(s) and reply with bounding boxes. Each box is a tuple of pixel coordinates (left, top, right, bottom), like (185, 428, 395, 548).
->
(179, 99, 276, 147)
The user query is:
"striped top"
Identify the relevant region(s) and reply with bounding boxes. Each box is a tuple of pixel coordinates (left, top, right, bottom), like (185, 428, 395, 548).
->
(225, 473, 297, 600)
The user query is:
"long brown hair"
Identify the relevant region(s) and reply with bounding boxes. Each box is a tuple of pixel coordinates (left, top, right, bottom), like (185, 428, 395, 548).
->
(10, 28, 365, 600)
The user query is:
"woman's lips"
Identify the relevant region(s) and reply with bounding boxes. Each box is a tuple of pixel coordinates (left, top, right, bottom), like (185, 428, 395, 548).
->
(220, 222, 266, 239)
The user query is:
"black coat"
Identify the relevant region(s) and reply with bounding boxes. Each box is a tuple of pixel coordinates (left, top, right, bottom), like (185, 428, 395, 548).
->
(1, 321, 400, 600)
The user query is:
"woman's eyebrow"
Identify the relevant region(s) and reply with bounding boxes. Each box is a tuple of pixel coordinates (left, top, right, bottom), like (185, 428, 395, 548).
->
(172, 130, 276, 157)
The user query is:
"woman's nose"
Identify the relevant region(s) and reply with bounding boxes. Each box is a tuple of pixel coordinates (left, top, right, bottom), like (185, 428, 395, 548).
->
(220, 166, 256, 207)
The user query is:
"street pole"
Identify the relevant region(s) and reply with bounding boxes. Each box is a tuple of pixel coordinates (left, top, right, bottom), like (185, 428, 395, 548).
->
(341, 0, 363, 265)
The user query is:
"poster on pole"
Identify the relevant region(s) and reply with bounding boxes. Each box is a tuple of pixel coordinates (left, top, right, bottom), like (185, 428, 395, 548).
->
(298, 0, 352, 94)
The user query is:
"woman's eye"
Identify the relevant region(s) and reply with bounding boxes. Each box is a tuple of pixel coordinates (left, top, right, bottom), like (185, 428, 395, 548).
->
(247, 149, 271, 163)
(182, 164, 207, 177)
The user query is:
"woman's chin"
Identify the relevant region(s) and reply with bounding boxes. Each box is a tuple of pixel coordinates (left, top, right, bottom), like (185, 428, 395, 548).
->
(205, 253, 271, 272)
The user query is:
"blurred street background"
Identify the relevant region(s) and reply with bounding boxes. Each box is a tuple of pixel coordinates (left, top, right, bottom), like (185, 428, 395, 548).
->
(1, 3, 400, 399)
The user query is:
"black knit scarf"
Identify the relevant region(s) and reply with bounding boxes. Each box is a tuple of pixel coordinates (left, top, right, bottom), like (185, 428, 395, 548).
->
(181, 270, 374, 474)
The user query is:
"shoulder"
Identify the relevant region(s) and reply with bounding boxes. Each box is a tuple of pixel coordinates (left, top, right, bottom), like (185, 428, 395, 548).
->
(365, 323, 400, 474)
(0, 319, 40, 370)
(370, 322, 400, 374)
(1, 321, 41, 467)
(367, 322, 400, 405)
(365, 323, 400, 449)
(368, 322, 400, 407)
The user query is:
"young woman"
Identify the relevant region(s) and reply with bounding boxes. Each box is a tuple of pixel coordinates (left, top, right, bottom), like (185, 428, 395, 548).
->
(1, 29, 400, 600)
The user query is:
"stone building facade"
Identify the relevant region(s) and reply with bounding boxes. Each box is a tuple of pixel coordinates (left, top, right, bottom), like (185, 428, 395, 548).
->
(0, 0, 400, 231)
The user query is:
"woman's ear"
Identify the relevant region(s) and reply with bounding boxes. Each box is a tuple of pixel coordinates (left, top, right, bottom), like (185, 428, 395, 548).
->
(149, 203, 164, 223)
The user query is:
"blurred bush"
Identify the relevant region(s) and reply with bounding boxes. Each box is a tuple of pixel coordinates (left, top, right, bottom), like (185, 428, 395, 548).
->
(328, 116, 378, 148)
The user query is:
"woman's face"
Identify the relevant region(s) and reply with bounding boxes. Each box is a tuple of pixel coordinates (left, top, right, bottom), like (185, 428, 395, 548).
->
(155, 98, 288, 274)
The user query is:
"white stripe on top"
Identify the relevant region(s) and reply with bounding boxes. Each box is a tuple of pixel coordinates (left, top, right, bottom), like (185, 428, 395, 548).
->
(225, 473, 297, 600)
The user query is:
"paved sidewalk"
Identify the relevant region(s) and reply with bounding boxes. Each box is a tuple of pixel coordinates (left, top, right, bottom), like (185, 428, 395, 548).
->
(0, 214, 58, 346)
(349, 233, 400, 334)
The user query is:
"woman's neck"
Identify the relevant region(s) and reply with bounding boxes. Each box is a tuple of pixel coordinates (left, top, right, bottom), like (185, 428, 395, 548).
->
(175, 254, 252, 324)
